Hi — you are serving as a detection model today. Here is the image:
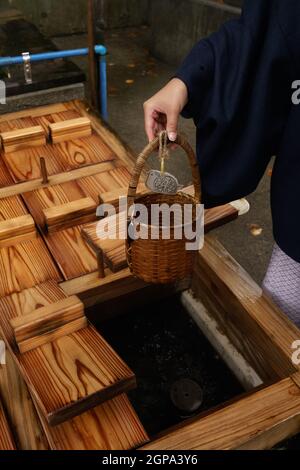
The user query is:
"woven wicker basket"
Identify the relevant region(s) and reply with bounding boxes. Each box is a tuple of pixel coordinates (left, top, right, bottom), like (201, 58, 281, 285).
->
(126, 132, 201, 284)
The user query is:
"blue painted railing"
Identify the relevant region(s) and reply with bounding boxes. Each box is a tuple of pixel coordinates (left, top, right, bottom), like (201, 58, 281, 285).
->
(0, 45, 108, 119)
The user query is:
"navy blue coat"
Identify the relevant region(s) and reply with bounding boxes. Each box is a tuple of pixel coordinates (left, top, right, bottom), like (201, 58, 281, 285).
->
(176, 0, 300, 262)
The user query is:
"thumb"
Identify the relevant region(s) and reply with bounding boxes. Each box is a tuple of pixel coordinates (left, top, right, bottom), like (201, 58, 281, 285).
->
(166, 111, 179, 142)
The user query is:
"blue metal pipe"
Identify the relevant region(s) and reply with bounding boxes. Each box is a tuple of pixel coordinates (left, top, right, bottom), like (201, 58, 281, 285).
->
(0, 45, 108, 119)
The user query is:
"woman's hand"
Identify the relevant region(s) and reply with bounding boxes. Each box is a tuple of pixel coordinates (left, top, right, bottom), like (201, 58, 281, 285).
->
(143, 78, 188, 142)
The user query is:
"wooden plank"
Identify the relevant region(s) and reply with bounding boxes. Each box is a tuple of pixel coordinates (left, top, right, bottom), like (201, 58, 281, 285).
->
(0, 160, 125, 199)
(69, 100, 137, 171)
(0, 398, 16, 450)
(141, 378, 300, 450)
(38, 394, 149, 450)
(0, 344, 49, 450)
(18, 326, 136, 425)
(1, 126, 46, 153)
(44, 226, 98, 280)
(0, 282, 136, 426)
(2, 144, 69, 183)
(61, 268, 148, 308)
(0, 103, 68, 124)
(0, 337, 147, 450)
(99, 183, 148, 206)
(79, 167, 134, 203)
(11, 296, 87, 354)
(82, 212, 127, 273)
(44, 197, 97, 233)
(0, 237, 61, 298)
(53, 134, 116, 170)
(23, 181, 89, 227)
(49, 117, 92, 144)
(192, 236, 300, 380)
(0, 215, 36, 248)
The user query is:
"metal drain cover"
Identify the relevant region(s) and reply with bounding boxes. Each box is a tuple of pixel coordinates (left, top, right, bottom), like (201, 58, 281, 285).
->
(170, 378, 204, 414)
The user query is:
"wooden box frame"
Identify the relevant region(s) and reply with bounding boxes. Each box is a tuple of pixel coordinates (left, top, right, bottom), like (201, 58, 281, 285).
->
(0, 100, 299, 450)
(60, 234, 300, 450)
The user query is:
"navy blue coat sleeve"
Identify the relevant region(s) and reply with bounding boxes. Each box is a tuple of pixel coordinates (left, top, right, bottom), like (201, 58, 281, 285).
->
(175, 0, 294, 207)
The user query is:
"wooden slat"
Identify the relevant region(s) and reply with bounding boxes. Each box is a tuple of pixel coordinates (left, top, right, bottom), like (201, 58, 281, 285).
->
(0, 215, 36, 248)
(44, 226, 98, 280)
(0, 103, 68, 123)
(38, 394, 149, 450)
(0, 343, 49, 450)
(69, 100, 136, 171)
(0, 339, 147, 450)
(11, 296, 87, 354)
(44, 197, 97, 233)
(0, 282, 136, 426)
(49, 117, 92, 144)
(1, 126, 46, 153)
(0, 160, 125, 199)
(0, 237, 61, 298)
(192, 236, 299, 379)
(82, 212, 127, 273)
(81, 200, 240, 275)
(3, 145, 69, 183)
(0, 398, 16, 450)
(19, 326, 136, 425)
(141, 378, 300, 450)
(53, 133, 116, 169)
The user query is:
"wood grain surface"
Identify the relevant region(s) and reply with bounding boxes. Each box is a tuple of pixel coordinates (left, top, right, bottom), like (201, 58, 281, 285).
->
(44, 197, 97, 233)
(82, 212, 127, 273)
(39, 394, 149, 450)
(0, 215, 37, 248)
(193, 236, 300, 380)
(19, 326, 136, 425)
(0, 237, 61, 298)
(44, 225, 98, 280)
(0, 282, 136, 425)
(49, 117, 92, 144)
(1, 126, 46, 153)
(3, 144, 69, 182)
(0, 344, 49, 450)
(23, 180, 89, 227)
(0, 398, 16, 450)
(11, 296, 87, 354)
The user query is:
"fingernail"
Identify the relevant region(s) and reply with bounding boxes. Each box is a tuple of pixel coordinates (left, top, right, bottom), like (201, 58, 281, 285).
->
(168, 132, 177, 142)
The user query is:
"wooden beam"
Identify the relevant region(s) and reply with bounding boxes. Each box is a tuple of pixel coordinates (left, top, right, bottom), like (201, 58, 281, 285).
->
(192, 236, 300, 380)
(0, 342, 49, 449)
(0, 398, 16, 450)
(141, 378, 300, 450)
(0, 215, 37, 248)
(10, 296, 87, 354)
(43, 197, 97, 233)
(0, 160, 124, 199)
(49, 117, 92, 144)
(1, 126, 46, 153)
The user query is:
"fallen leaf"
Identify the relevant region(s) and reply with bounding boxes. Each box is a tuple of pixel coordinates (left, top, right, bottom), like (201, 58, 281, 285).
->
(127, 63, 136, 68)
(249, 224, 263, 237)
(268, 168, 273, 177)
(125, 79, 134, 85)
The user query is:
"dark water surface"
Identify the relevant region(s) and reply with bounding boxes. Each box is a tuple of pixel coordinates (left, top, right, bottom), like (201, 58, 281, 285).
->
(91, 295, 244, 437)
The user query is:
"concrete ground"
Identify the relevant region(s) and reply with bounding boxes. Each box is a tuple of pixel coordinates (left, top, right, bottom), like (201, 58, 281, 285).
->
(53, 26, 274, 285)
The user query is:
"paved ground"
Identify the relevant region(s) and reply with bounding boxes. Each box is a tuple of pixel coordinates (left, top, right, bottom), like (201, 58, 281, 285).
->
(54, 26, 274, 285)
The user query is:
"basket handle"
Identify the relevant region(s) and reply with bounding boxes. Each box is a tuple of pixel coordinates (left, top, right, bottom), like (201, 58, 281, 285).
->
(127, 131, 201, 207)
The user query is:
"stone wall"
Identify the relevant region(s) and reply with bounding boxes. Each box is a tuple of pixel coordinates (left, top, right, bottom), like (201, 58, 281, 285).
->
(149, 0, 241, 66)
